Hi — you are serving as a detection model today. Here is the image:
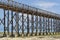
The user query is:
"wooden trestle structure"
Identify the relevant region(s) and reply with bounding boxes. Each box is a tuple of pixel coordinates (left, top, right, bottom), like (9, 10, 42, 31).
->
(0, 0, 60, 37)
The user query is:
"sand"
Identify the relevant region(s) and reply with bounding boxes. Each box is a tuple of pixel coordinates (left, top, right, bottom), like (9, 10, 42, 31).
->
(0, 36, 60, 40)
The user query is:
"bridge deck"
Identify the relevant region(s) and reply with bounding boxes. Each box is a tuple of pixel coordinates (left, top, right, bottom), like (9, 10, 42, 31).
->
(0, 0, 60, 19)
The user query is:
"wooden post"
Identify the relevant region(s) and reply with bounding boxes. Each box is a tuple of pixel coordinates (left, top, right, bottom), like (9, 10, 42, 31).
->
(7, 10, 9, 37)
(3, 9, 6, 37)
(10, 11, 14, 37)
(26, 6, 30, 36)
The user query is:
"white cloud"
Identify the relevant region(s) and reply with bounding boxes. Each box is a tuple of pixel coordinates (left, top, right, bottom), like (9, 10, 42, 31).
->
(36, 2, 59, 8)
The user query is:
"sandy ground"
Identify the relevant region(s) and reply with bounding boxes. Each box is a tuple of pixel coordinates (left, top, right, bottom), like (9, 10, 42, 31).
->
(0, 36, 60, 40)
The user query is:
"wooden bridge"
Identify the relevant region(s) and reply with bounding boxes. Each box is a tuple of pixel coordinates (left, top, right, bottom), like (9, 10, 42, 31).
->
(0, 0, 60, 37)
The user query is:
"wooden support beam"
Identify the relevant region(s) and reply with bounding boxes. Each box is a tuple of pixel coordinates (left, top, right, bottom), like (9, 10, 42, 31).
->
(31, 13, 34, 36)
(10, 11, 14, 37)
(35, 15, 38, 36)
(43, 17, 45, 35)
(27, 14, 30, 36)
(39, 16, 42, 35)
(7, 10, 9, 37)
(22, 12, 24, 37)
(3, 9, 6, 37)
(46, 18, 48, 35)
(15, 12, 19, 37)
(47, 18, 50, 35)
(51, 18, 53, 35)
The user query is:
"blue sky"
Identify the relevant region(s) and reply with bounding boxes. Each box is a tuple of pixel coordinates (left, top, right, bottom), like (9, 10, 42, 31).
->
(14, 0, 60, 14)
